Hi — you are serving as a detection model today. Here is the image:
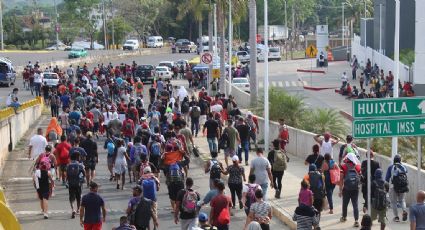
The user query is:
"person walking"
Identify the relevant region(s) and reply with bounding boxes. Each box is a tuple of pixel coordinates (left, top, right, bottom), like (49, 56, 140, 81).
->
(205, 151, 224, 190)
(210, 181, 232, 230)
(236, 117, 251, 166)
(322, 153, 338, 214)
(313, 132, 340, 159)
(304, 164, 325, 228)
(66, 152, 85, 219)
(409, 190, 425, 230)
(244, 189, 272, 230)
(360, 150, 380, 213)
(55, 135, 71, 186)
(304, 144, 324, 170)
(370, 168, 388, 230)
(28, 127, 48, 160)
(339, 153, 361, 227)
(174, 177, 201, 230)
(249, 148, 274, 201)
(114, 139, 129, 190)
(267, 139, 287, 199)
(203, 112, 220, 153)
(33, 159, 54, 219)
(127, 185, 159, 230)
(223, 155, 246, 210)
(385, 154, 409, 222)
(81, 132, 98, 187)
(242, 175, 261, 216)
(80, 182, 106, 230)
(245, 112, 259, 149)
(222, 119, 240, 167)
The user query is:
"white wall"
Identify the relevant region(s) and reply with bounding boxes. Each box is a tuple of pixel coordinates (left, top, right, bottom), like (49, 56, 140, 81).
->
(414, 0, 425, 84)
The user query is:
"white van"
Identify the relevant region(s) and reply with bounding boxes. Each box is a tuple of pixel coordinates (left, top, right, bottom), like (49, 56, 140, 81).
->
(123, 39, 140, 50)
(147, 36, 164, 48)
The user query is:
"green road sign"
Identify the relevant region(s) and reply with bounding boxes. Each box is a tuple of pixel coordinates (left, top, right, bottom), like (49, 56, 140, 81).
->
(352, 97, 425, 119)
(353, 117, 425, 138)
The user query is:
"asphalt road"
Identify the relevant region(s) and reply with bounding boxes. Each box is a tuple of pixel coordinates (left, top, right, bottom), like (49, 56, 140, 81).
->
(2, 79, 288, 230)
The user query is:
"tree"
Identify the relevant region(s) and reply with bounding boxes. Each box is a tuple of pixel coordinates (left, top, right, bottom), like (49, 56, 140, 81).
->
(177, 0, 208, 43)
(61, 0, 101, 49)
(117, 0, 164, 40)
(97, 17, 132, 46)
(301, 108, 348, 138)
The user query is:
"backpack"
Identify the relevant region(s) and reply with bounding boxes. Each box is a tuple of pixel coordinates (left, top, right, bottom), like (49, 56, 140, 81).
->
(139, 162, 150, 177)
(191, 106, 201, 119)
(181, 102, 190, 114)
(246, 184, 259, 207)
(128, 109, 137, 121)
(217, 206, 230, 225)
(137, 82, 143, 89)
(343, 164, 360, 191)
(107, 141, 115, 156)
(211, 82, 217, 91)
(151, 112, 160, 124)
(181, 190, 198, 214)
(218, 131, 229, 150)
(372, 181, 388, 211)
(134, 143, 146, 163)
(166, 137, 181, 152)
(59, 146, 69, 161)
(142, 178, 157, 201)
(168, 163, 183, 183)
(272, 150, 287, 171)
(129, 198, 152, 228)
(150, 140, 161, 157)
(67, 163, 83, 187)
(39, 153, 52, 170)
(309, 172, 325, 199)
(50, 95, 59, 105)
(392, 164, 409, 193)
(210, 159, 221, 180)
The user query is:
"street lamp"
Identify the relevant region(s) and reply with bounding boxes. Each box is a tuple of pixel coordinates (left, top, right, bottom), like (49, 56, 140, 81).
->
(392, 0, 400, 158)
(53, 0, 59, 50)
(0, 0, 3, 50)
(264, 0, 270, 153)
(228, 0, 232, 95)
(111, 0, 115, 49)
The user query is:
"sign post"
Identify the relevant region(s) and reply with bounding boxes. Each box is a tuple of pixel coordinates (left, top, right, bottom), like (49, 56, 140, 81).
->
(353, 97, 425, 119)
(305, 44, 317, 86)
(201, 52, 213, 65)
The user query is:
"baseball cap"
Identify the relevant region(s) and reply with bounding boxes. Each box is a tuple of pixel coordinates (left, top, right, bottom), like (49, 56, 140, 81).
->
(232, 155, 239, 162)
(143, 166, 152, 174)
(198, 212, 208, 222)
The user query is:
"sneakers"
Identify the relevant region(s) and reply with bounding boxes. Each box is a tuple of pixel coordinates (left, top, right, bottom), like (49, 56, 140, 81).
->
(394, 216, 400, 222)
(239, 201, 243, 210)
(402, 211, 408, 221)
(116, 184, 120, 190)
(340, 216, 347, 222)
(328, 210, 333, 214)
(71, 211, 76, 219)
(43, 213, 48, 219)
(245, 161, 249, 166)
(353, 221, 359, 227)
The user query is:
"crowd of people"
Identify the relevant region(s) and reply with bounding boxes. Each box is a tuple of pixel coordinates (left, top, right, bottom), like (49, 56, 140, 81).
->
(22, 56, 425, 230)
(338, 55, 415, 99)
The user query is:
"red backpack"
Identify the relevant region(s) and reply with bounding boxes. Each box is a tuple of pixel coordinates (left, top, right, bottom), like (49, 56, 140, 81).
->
(38, 153, 52, 170)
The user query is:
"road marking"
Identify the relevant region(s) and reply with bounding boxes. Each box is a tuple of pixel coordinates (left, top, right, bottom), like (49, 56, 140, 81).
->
(303, 81, 308, 86)
(291, 81, 297, 87)
(278, 81, 284, 87)
(259, 82, 264, 88)
(285, 81, 290, 87)
(15, 209, 125, 216)
(8, 177, 33, 182)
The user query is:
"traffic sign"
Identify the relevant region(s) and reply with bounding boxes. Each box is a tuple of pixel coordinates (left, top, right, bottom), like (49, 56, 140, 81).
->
(201, 52, 213, 64)
(212, 69, 220, 79)
(353, 117, 425, 138)
(352, 97, 425, 119)
(306, 44, 317, 58)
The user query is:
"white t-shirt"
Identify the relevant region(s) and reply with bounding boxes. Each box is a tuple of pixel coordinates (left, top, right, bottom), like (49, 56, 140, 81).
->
(29, 134, 48, 159)
(321, 140, 333, 158)
(242, 183, 262, 193)
(34, 73, 43, 83)
(250, 156, 271, 185)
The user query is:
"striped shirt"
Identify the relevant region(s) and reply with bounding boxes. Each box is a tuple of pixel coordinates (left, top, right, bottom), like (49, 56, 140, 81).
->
(293, 213, 318, 230)
(250, 201, 271, 223)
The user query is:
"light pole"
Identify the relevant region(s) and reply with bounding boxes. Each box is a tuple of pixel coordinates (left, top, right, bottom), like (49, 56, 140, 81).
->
(392, 0, 400, 159)
(102, 0, 108, 49)
(0, 0, 4, 50)
(213, 3, 218, 54)
(264, 0, 270, 153)
(111, 0, 115, 49)
(228, 0, 232, 95)
(364, 0, 367, 47)
(53, 0, 59, 50)
(342, 3, 344, 47)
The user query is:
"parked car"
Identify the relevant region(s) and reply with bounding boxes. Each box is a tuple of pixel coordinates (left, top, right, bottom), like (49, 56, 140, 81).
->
(231, 77, 250, 93)
(147, 36, 164, 48)
(175, 59, 189, 68)
(268, 47, 281, 61)
(158, 61, 175, 70)
(0, 57, 16, 87)
(45, 43, 71, 51)
(134, 65, 155, 83)
(42, 72, 59, 87)
(123, 39, 140, 50)
(237, 51, 250, 63)
(155, 66, 172, 80)
(68, 48, 88, 59)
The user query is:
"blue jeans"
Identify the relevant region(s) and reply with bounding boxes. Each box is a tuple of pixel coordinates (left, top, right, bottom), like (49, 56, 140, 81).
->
(260, 183, 269, 201)
(207, 138, 217, 153)
(326, 185, 335, 210)
(238, 140, 250, 162)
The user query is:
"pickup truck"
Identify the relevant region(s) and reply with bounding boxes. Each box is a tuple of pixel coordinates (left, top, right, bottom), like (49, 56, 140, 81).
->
(177, 41, 197, 53)
(134, 65, 155, 83)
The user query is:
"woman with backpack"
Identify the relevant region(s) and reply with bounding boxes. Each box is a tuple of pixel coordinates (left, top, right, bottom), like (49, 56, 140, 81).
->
(339, 152, 361, 227)
(223, 155, 246, 210)
(267, 139, 287, 199)
(33, 158, 55, 219)
(321, 153, 338, 214)
(244, 189, 272, 230)
(384, 154, 408, 222)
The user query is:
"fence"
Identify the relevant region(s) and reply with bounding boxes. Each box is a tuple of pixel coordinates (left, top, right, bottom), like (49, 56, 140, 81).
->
(0, 97, 43, 121)
(351, 35, 410, 83)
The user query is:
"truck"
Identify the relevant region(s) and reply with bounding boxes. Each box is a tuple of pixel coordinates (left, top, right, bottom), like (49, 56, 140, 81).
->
(177, 40, 197, 53)
(258, 25, 288, 41)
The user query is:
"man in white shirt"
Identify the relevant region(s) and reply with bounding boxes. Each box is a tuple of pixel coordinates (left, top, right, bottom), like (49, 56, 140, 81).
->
(249, 148, 274, 201)
(28, 128, 48, 159)
(33, 71, 43, 97)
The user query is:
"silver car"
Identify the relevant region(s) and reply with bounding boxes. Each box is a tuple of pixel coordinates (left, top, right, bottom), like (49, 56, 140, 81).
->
(232, 77, 250, 93)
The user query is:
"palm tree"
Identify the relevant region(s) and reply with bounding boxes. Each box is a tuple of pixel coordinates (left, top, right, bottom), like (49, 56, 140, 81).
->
(301, 108, 348, 138)
(177, 0, 208, 43)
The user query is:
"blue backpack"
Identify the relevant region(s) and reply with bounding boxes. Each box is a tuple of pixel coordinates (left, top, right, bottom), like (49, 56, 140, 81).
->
(107, 142, 115, 156)
(142, 178, 157, 201)
(168, 163, 183, 183)
(150, 141, 161, 157)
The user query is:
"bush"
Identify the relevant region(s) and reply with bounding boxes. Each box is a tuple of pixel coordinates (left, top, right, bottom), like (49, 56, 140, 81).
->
(20, 44, 31, 50)
(5, 44, 17, 50)
(301, 108, 348, 138)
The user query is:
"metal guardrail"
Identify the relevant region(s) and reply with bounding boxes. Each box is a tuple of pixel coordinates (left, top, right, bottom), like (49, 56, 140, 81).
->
(0, 97, 43, 121)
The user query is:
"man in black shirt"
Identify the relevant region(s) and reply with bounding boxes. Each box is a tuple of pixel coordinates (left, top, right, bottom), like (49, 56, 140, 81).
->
(202, 113, 219, 153)
(149, 85, 156, 105)
(360, 150, 380, 213)
(174, 177, 200, 229)
(236, 117, 250, 165)
(304, 144, 324, 170)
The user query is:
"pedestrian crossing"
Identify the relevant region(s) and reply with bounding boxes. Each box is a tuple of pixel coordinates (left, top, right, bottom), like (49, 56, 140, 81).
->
(258, 80, 308, 89)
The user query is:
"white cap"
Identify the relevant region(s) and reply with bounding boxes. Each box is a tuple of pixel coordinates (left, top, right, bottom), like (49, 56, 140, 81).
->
(143, 166, 152, 174)
(232, 155, 239, 162)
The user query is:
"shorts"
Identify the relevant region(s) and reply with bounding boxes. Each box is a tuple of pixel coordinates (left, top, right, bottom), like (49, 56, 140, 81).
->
(131, 162, 141, 173)
(167, 182, 184, 201)
(84, 160, 96, 171)
(83, 222, 102, 230)
(68, 185, 82, 202)
(149, 155, 160, 172)
(371, 208, 386, 224)
(93, 122, 100, 132)
(59, 164, 68, 172)
(224, 148, 236, 157)
(107, 156, 114, 167)
(37, 190, 49, 200)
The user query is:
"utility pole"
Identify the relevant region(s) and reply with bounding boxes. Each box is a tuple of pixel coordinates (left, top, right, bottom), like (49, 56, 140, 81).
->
(342, 3, 344, 47)
(53, 0, 59, 50)
(248, 0, 257, 106)
(208, 1, 213, 95)
(392, 0, 400, 159)
(284, 0, 287, 60)
(228, 0, 232, 96)
(102, 0, 108, 49)
(111, 0, 115, 49)
(364, 0, 367, 47)
(0, 0, 4, 50)
(264, 0, 270, 153)
(291, 5, 295, 59)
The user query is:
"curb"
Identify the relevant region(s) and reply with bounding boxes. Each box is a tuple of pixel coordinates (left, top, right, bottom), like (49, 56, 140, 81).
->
(193, 142, 297, 230)
(303, 86, 338, 91)
(296, 69, 326, 74)
(339, 110, 354, 122)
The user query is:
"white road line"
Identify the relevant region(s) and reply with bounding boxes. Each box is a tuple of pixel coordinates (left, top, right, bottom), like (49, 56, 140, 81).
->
(278, 81, 284, 87)
(285, 81, 290, 87)
(8, 177, 33, 182)
(303, 81, 308, 86)
(291, 81, 298, 87)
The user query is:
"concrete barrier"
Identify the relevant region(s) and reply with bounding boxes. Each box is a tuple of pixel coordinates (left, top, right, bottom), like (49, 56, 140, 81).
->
(0, 99, 42, 175)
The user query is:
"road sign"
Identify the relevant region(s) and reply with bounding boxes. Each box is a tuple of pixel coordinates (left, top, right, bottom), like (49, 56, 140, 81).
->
(306, 44, 317, 58)
(353, 117, 425, 138)
(212, 69, 220, 79)
(201, 52, 213, 64)
(352, 97, 425, 119)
